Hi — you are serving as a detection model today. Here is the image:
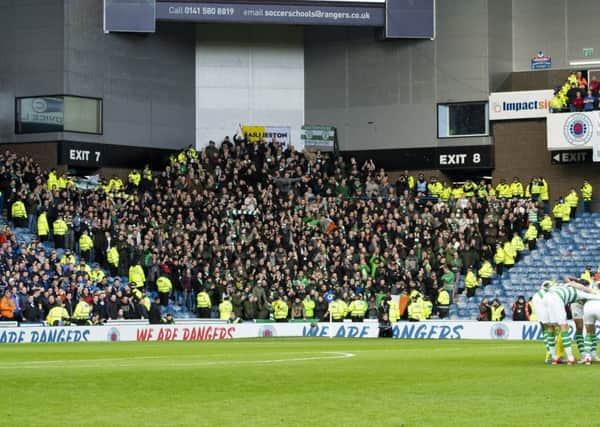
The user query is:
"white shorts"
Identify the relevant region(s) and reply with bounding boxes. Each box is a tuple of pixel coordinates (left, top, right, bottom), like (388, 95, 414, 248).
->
(583, 300, 600, 325)
(531, 294, 549, 323)
(571, 302, 584, 320)
(544, 293, 567, 324)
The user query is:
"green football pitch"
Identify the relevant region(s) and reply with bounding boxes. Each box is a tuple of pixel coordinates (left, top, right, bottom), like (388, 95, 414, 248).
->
(1, 338, 599, 427)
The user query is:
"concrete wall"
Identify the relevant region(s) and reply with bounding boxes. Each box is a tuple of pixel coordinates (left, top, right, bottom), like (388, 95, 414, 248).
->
(304, 0, 495, 152)
(195, 24, 304, 148)
(63, 0, 195, 149)
(0, 0, 196, 150)
(493, 119, 598, 203)
(0, 0, 65, 143)
(512, 0, 600, 71)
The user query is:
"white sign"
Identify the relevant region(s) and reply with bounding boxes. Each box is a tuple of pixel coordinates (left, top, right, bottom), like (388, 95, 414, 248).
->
(489, 90, 554, 120)
(547, 111, 600, 151)
(2, 320, 597, 344)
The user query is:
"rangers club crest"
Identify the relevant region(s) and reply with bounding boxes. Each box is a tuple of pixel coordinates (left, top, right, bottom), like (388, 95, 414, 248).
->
(490, 323, 509, 340)
(563, 113, 593, 146)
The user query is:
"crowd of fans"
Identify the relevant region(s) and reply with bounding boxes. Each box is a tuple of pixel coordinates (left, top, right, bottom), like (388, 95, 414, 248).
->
(0, 133, 593, 325)
(551, 71, 600, 112)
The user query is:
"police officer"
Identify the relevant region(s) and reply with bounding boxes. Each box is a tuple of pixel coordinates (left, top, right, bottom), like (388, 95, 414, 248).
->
(156, 275, 172, 307)
(46, 301, 70, 326)
(196, 287, 212, 318)
(272, 295, 289, 322)
(437, 287, 450, 319)
(219, 295, 233, 320)
(408, 292, 423, 322)
(302, 294, 315, 320)
(72, 298, 92, 325)
(348, 294, 367, 322)
(328, 295, 342, 322)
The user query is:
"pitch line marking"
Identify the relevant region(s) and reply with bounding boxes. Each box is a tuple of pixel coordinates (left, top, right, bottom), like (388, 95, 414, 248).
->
(0, 351, 355, 369)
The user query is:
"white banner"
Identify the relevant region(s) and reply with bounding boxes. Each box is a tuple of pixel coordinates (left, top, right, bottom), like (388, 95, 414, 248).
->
(547, 111, 600, 151)
(3, 321, 599, 344)
(489, 90, 554, 120)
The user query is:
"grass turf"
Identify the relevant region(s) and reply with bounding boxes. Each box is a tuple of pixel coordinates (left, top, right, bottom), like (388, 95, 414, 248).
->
(1, 338, 598, 426)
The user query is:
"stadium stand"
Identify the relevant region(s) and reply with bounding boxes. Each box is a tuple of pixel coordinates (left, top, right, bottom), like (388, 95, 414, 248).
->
(466, 212, 600, 321)
(551, 71, 600, 112)
(0, 140, 592, 324)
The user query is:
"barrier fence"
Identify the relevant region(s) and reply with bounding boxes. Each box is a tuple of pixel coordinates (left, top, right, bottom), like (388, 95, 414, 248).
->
(1, 320, 598, 344)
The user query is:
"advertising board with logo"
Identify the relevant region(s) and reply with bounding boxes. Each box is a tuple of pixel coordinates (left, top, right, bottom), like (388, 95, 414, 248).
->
(2, 321, 599, 345)
(16, 97, 64, 133)
(489, 90, 554, 120)
(547, 111, 600, 151)
(241, 125, 291, 145)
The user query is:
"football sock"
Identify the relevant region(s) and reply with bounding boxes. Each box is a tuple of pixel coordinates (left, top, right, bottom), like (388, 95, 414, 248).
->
(543, 330, 551, 351)
(584, 335, 594, 358)
(575, 332, 584, 355)
(548, 331, 557, 359)
(561, 331, 574, 360)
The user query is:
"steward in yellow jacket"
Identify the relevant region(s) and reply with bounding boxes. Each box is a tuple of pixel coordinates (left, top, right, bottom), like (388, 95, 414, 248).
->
(219, 296, 233, 320)
(464, 267, 479, 297)
(79, 231, 93, 257)
(37, 212, 49, 241)
(552, 199, 567, 231)
(128, 264, 146, 289)
(272, 296, 289, 322)
(503, 241, 515, 269)
(11, 200, 27, 227)
(511, 233, 525, 261)
(494, 244, 505, 276)
(478, 260, 494, 286)
(524, 224, 538, 251)
(581, 180, 593, 213)
(565, 189, 578, 219)
(540, 214, 553, 239)
(510, 178, 524, 198)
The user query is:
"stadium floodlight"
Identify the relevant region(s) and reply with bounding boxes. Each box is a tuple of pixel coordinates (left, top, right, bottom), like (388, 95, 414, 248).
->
(569, 60, 600, 67)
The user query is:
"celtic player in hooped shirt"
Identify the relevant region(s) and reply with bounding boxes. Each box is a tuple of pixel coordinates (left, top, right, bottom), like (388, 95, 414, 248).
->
(544, 282, 600, 365)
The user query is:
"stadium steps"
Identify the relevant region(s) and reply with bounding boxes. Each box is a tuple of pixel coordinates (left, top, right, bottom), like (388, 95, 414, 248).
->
(453, 212, 600, 320)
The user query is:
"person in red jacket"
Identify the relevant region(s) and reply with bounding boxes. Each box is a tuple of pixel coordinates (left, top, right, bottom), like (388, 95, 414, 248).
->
(572, 91, 585, 111)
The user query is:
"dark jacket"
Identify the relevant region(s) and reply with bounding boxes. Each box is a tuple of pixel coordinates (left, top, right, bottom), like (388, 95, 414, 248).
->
(149, 303, 162, 324)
